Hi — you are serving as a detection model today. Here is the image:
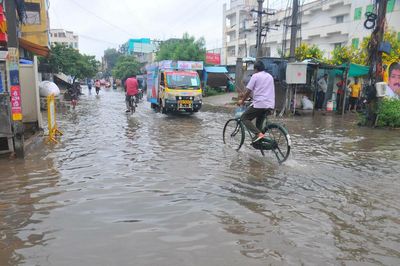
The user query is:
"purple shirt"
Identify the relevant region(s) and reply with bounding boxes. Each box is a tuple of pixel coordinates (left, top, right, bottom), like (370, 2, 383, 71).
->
(246, 71, 275, 109)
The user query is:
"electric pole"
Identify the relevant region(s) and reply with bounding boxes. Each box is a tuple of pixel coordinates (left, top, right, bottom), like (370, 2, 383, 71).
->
(373, 0, 388, 81)
(5, 0, 24, 157)
(289, 0, 299, 62)
(256, 0, 263, 58)
(364, 0, 388, 126)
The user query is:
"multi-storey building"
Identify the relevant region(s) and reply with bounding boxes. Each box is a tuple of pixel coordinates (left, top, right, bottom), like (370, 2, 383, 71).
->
(119, 38, 157, 64)
(20, 0, 51, 48)
(223, 0, 400, 65)
(49, 29, 79, 49)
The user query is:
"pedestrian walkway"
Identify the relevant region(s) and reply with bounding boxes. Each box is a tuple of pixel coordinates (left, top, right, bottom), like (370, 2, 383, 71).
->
(202, 92, 238, 107)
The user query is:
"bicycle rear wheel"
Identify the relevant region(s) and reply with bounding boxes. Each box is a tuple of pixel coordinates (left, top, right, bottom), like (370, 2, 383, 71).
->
(264, 123, 291, 163)
(130, 99, 135, 113)
(223, 119, 245, 151)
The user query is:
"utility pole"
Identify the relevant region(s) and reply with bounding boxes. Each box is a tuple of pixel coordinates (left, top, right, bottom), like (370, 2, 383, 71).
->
(284, 0, 300, 115)
(252, 0, 274, 59)
(365, 0, 388, 126)
(372, 0, 388, 81)
(256, 0, 263, 58)
(289, 0, 299, 62)
(5, 0, 24, 158)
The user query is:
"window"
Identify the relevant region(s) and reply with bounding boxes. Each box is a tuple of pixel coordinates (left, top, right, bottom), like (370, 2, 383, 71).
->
(366, 4, 373, 14)
(59, 32, 66, 38)
(387, 0, 395, 12)
(334, 43, 342, 49)
(166, 72, 200, 88)
(354, 7, 362, 20)
(336, 15, 344, 23)
(25, 3, 41, 24)
(398, 32, 400, 41)
(352, 38, 359, 48)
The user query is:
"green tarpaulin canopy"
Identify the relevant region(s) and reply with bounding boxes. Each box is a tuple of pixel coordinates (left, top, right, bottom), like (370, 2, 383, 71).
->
(335, 63, 369, 77)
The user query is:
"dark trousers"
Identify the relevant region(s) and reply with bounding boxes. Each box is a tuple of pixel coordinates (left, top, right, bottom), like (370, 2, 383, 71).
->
(336, 93, 341, 110)
(349, 97, 358, 110)
(241, 106, 268, 135)
(316, 91, 325, 109)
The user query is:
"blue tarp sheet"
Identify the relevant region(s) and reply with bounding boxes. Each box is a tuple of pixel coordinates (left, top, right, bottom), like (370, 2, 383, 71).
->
(20, 59, 33, 64)
(204, 66, 228, 73)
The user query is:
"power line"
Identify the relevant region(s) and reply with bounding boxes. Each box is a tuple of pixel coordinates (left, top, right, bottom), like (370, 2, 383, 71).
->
(77, 34, 120, 46)
(69, 0, 135, 37)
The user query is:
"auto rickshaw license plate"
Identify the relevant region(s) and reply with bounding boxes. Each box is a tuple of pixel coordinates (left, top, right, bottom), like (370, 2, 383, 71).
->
(179, 100, 192, 104)
(178, 100, 193, 108)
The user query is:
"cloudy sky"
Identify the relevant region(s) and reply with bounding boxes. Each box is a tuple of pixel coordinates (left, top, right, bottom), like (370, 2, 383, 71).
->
(49, 0, 230, 59)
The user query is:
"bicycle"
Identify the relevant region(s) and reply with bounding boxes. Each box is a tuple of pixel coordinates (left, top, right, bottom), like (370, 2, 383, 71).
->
(223, 107, 291, 164)
(128, 95, 136, 114)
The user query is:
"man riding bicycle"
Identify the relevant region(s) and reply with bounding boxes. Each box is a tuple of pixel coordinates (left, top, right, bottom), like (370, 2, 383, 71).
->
(124, 74, 139, 112)
(238, 60, 275, 143)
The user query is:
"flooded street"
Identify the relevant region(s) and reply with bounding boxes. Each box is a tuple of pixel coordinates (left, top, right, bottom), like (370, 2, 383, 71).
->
(1, 88, 399, 265)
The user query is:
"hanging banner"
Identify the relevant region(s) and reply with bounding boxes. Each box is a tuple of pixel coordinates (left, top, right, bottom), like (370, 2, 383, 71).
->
(0, 5, 7, 45)
(386, 62, 400, 97)
(205, 53, 221, 65)
(10, 85, 22, 120)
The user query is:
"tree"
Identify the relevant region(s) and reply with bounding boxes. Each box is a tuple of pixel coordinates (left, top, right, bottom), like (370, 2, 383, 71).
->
(103, 48, 122, 77)
(329, 45, 362, 65)
(360, 29, 400, 66)
(112, 55, 142, 80)
(156, 33, 206, 61)
(295, 43, 323, 61)
(42, 43, 99, 82)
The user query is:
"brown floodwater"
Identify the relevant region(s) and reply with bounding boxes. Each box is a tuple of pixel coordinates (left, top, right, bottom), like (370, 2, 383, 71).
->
(0, 87, 399, 266)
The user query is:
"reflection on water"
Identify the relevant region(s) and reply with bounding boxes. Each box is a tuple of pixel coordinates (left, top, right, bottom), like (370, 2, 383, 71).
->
(0, 88, 399, 265)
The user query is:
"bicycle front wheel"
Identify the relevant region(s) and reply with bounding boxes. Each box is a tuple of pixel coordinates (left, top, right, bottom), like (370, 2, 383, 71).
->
(264, 123, 291, 163)
(223, 119, 245, 151)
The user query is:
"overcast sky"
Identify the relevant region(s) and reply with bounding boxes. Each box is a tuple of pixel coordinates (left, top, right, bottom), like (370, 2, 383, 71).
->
(49, 0, 230, 59)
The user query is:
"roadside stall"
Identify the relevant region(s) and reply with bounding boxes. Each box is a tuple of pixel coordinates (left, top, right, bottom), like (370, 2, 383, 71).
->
(203, 66, 229, 95)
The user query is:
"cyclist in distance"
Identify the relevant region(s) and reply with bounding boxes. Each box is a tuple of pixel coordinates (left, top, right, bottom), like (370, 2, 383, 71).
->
(124, 73, 139, 112)
(238, 60, 275, 143)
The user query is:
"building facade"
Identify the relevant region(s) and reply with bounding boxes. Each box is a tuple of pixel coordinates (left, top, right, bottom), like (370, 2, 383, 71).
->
(119, 38, 157, 64)
(20, 0, 51, 47)
(49, 29, 79, 49)
(223, 0, 400, 65)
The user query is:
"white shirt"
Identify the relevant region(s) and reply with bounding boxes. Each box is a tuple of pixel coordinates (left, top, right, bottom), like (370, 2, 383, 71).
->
(318, 78, 328, 93)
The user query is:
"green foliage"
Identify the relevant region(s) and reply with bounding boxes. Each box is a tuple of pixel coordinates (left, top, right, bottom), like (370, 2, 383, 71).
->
(156, 33, 206, 61)
(295, 43, 323, 61)
(376, 98, 400, 128)
(329, 46, 363, 65)
(112, 55, 142, 80)
(42, 43, 99, 81)
(103, 48, 122, 77)
(358, 29, 400, 66)
(382, 30, 400, 65)
(204, 86, 225, 97)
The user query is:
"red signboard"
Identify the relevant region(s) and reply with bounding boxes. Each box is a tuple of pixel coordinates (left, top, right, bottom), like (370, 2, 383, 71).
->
(0, 5, 7, 43)
(206, 53, 221, 65)
(11, 85, 22, 121)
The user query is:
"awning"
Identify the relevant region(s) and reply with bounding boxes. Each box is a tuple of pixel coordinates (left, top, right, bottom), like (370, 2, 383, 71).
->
(204, 66, 228, 73)
(335, 63, 369, 77)
(54, 73, 72, 84)
(19, 38, 50, 57)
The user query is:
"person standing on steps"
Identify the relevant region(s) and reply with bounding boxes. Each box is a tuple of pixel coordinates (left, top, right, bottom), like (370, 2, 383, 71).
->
(317, 74, 328, 110)
(349, 77, 362, 112)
